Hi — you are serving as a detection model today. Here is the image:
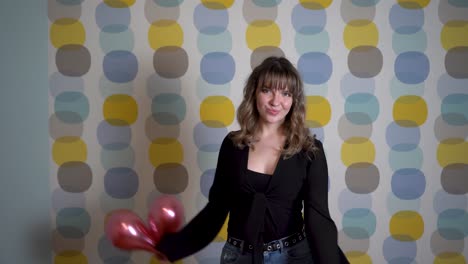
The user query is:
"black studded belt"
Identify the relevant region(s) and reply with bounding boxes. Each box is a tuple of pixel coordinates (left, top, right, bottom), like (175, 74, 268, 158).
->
(227, 230, 306, 253)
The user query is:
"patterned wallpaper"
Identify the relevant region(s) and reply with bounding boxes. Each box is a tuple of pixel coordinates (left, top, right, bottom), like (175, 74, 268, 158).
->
(48, 0, 467, 263)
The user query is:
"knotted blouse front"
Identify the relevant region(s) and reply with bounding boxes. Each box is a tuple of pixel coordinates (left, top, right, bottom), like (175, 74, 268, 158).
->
(157, 133, 349, 264)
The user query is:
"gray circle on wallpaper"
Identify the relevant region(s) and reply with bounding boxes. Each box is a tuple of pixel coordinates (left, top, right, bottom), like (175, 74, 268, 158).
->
(338, 229, 370, 253)
(49, 72, 84, 97)
(251, 46, 285, 69)
(49, 114, 83, 139)
(434, 116, 468, 142)
(145, 115, 181, 141)
(438, 1, 468, 24)
(441, 164, 468, 194)
(153, 47, 188, 78)
(430, 230, 465, 255)
(445, 47, 468, 79)
(348, 46, 383, 78)
(52, 229, 85, 253)
(98, 235, 131, 263)
(345, 163, 380, 194)
(56, 44, 91, 77)
(147, 73, 182, 98)
(58, 161, 92, 193)
(144, 0, 180, 23)
(56, 208, 90, 238)
(338, 115, 372, 141)
(243, 0, 278, 23)
(48, 0, 81, 22)
(153, 163, 188, 194)
(340, 0, 375, 23)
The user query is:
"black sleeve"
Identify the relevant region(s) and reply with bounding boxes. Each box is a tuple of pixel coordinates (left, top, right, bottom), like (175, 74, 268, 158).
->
(303, 140, 349, 264)
(156, 135, 232, 261)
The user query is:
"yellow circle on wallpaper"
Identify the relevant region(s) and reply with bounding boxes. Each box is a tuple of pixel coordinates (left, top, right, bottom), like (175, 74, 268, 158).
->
(441, 21, 468, 51)
(103, 94, 138, 126)
(306, 96, 331, 128)
(393, 95, 427, 127)
(390, 211, 424, 241)
(149, 20, 184, 50)
(200, 96, 235, 128)
(103, 0, 136, 8)
(343, 20, 379, 50)
(246, 20, 281, 51)
(341, 138, 375, 167)
(149, 138, 184, 168)
(52, 137, 87, 166)
(397, 0, 430, 9)
(201, 0, 234, 9)
(54, 250, 87, 264)
(50, 18, 85, 48)
(299, 0, 333, 9)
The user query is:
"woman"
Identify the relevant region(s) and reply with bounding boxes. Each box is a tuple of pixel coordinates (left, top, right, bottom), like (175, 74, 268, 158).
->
(156, 57, 349, 263)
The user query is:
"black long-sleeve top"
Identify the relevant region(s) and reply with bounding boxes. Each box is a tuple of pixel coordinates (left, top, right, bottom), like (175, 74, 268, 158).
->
(157, 133, 349, 263)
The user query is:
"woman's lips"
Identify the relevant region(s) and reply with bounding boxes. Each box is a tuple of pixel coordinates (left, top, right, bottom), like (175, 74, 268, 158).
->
(266, 108, 280, 115)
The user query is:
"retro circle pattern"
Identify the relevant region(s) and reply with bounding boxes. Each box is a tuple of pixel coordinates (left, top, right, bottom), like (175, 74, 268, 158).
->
(340, 0, 381, 261)
(48, 1, 467, 263)
(434, 0, 468, 262)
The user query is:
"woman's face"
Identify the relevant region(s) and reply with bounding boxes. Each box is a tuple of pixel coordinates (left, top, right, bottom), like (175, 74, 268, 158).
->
(255, 85, 293, 126)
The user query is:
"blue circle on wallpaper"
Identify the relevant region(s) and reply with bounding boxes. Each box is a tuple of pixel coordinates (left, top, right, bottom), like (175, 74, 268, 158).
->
(201, 52, 235, 85)
(103, 51, 138, 83)
(442, 94, 468, 126)
(291, 4, 326, 34)
(194, 4, 228, 34)
(437, 209, 468, 240)
(383, 237, 417, 262)
(344, 93, 379, 125)
(194, 123, 228, 151)
(351, 0, 381, 7)
(54, 91, 89, 124)
(200, 169, 216, 198)
(310, 127, 324, 143)
(56, 207, 91, 238)
(155, 0, 184, 7)
(100, 25, 134, 53)
(97, 120, 131, 150)
(395, 52, 429, 84)
(434, 189, 468, 214)
(198, 30, 232, 55)
(151, 93, 186, 125)
(342, 208, 376, 239)
(389, 4, 424, 34)
(389, 147, 423, 171)
(340, 73, 375, 98)
(391, 168, 426, 200)
(104, 167, 139, 199)
(386, 122, 420, 151)
(298, 52, 332, 85)
(95, 2, 131, 30)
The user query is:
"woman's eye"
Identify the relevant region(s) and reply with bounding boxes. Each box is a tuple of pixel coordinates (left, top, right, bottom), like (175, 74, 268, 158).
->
(261, 88, 271, 93)
(283, 92, 291, 97)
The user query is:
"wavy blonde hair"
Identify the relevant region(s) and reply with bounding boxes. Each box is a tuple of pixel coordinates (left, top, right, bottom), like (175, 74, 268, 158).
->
(231, 56, 318, 159)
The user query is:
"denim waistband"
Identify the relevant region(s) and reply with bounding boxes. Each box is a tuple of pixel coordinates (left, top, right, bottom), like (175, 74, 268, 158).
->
(227, 230, 306, 253)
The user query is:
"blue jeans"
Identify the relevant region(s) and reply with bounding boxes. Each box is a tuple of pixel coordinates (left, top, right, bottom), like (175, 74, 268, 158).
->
(220, 238, 314, 264)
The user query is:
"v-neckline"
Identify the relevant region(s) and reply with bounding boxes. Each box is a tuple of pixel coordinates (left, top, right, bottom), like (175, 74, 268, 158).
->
(244, 146, 282, 192)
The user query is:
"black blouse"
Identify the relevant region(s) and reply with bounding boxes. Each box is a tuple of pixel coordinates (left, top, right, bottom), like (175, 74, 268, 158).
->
(157, 133, 349, 264)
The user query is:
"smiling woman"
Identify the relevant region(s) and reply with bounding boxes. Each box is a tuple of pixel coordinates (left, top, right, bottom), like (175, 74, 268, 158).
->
(154, 57, 349, 264)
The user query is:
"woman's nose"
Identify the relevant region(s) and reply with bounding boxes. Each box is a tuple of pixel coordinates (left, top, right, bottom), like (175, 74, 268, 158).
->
(270, 92, 280, 105)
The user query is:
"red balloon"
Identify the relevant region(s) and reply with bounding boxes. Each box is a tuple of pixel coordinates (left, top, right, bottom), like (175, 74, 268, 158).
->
(105, 209, 158, 254)
(148, 195, 184, 236)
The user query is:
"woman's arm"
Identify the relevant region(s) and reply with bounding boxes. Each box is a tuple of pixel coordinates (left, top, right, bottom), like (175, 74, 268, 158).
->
(303, 140, 349, 264)
(156, 135, 233, 261)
